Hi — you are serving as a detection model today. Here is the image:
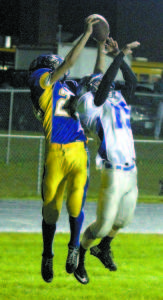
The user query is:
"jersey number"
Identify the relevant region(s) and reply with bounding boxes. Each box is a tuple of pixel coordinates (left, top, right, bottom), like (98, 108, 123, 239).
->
(114, 106, 131, 129)
(55, 88, 71, 117)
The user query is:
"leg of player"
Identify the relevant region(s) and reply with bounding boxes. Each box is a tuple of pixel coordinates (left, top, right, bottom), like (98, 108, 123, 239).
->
(41, 219, 56, 283)
(66, 210, 85, 274)
(65, 143, 89, 274)
(74, 227, 118, 284)
(74, 227, 94, 284)
(91, 170, 138, 272)
(74, 168, 138, 283)
(74, 168, 122, 284)
(41, 166, 56, 283)
(88, 169, 123, 271)
(41, 155, 67, 283)
(74, 227, 118, 285)
(90, 227, 118, 271)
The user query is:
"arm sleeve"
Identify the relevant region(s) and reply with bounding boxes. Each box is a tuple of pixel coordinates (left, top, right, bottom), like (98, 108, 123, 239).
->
(119, 61, 137, 104)
(94, 51, 125, 106)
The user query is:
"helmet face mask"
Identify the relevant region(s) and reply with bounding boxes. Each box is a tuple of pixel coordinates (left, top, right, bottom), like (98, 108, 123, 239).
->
(29, 54, 70, 78)
(87, 74, 103, 93)
(87, 74, 115, 93)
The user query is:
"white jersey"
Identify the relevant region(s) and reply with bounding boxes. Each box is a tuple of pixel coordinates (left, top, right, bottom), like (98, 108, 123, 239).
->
(78, 91, 136, 169)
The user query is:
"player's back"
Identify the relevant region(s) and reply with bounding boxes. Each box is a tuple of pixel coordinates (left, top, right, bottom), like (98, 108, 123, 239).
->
(29, 69, 86, 144)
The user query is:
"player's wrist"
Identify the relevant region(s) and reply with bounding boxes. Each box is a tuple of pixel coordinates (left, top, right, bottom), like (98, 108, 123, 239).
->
(107, 49, 120, 58)
(83, 30, 92, 39)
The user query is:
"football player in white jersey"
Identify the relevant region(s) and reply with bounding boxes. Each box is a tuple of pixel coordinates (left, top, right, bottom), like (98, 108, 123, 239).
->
(74, 38, 140, 284)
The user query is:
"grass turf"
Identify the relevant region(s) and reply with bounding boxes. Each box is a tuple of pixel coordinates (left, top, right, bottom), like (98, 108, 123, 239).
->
(0, 233, 162, 300)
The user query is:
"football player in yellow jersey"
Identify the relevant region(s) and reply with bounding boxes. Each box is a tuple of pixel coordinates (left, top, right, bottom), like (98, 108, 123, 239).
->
(28, 16, 98, 283)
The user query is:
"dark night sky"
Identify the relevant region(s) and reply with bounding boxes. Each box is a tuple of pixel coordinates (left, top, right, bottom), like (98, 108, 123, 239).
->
(0, 0, 163, 62)
(58, 0, 163, 62)
(58, 0, 117, 39)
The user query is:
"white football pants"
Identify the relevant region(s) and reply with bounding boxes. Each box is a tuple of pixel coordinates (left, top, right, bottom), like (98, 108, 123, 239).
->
(88, 167, 138, 238)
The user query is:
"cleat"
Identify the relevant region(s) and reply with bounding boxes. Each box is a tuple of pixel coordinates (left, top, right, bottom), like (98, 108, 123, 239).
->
(90, 245, 117, 271)
(74, 265, 89, 284)
(41, 256, 53, 283)
(66, 246, 79, 274)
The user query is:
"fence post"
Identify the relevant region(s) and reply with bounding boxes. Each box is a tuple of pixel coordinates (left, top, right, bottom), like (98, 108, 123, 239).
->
(6, 89, 14, 164)
(37, 137, 44, 195)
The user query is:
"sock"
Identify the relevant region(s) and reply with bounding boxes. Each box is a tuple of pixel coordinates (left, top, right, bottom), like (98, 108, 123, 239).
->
(42, 219, 56, 258)
(68, 210, 84, 248)
(98, 236, 113, 251)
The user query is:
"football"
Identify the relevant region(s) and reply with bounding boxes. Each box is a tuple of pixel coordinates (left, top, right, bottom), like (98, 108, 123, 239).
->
(87, 14, 110, 41)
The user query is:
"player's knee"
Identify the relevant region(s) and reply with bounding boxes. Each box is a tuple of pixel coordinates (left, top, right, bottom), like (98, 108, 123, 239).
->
(84, 226, 96, 240)
(91, 221, 110, 239)
(43, 206, 60, 224)
(66, 200, 82, 218)
(112, 223, 124, 230)
(96, 226, 109, 238)
(67, 208, 81, 218)
(113, 219, 129, 229)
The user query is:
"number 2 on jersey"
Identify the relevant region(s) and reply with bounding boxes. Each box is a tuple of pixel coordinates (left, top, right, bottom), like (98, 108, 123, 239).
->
(55, 88, 71, 117)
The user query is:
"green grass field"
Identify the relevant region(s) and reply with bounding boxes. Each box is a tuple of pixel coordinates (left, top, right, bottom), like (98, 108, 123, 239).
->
(0, 233, 162, 300)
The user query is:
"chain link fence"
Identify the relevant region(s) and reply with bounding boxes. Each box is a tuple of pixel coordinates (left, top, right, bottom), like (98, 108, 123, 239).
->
(0, 89, 163, 199)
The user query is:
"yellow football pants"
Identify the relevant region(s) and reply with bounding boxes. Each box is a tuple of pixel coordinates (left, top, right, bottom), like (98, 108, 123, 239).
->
(42, 142, 88, 224)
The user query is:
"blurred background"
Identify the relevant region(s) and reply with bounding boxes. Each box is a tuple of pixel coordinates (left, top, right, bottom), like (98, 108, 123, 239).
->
(0, 0, 163, 199)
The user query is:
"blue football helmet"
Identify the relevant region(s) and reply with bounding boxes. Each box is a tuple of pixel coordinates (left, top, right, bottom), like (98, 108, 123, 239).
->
(87, 73, 103, 93)
(29, 54, 69, 78)
(87, 73, 115, 93)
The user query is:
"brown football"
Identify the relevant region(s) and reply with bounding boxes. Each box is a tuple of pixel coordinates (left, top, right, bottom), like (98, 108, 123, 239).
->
(87, 14, 110, 41)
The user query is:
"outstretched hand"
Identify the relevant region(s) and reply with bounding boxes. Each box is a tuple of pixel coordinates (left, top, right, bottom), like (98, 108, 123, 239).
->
(122, 41, 140, 55)
(104, 37, 120, 57)
(101, 38, 140, 57)
(84, 15, 100, 36)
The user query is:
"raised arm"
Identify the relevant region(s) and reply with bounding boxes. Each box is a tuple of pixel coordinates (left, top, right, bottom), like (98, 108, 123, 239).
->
(94, 51, 125, 106)
(119, 60, 137, 104)
(49, 16, 99, 85)
(93, 41, 106, 74)
(94, 40, 140, 106)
